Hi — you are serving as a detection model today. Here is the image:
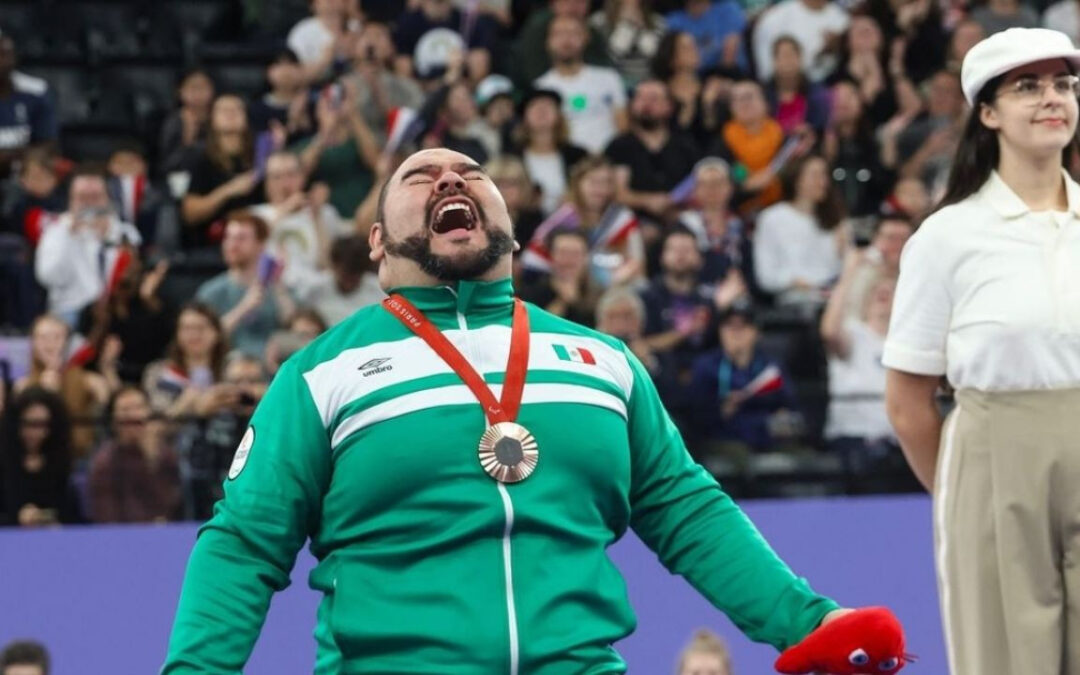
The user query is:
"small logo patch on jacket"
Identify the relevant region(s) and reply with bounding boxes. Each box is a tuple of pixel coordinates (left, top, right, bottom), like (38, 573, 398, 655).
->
(358, 357, 394, 376)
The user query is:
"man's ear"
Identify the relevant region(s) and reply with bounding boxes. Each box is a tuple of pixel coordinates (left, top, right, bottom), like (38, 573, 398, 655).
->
(512, 239, 521, 252)
(369, 222, 386, 263)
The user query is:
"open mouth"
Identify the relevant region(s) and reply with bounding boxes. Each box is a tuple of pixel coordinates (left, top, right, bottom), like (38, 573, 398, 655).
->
(429, 197, 479, 235)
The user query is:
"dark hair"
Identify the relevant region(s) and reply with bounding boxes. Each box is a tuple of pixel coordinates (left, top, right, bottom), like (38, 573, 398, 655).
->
(660, 222, 699, 250)
(935, 72, 1080, 212)
(651, 31, 687, 81)
(168, 302, 228, 380)
(770, 35, 809, 95)
(330, 234, 374, 273)
(780, 154, 846, 231)
(224, 210, 270, 242)
(290, 307, 328, 335)
(375, 177, 392, 224)
(206, 94, 253, 174)
(104, 385, 149, 433)
(0, 639, 50, 674)
(1, 387, 72, 478)
(545, 226, 589, 253)
(268, 48, 300, 67)
(176, 67, 214, 95)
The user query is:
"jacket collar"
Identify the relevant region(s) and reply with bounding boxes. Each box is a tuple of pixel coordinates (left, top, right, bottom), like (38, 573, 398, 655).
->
(386, 277, 515, 315)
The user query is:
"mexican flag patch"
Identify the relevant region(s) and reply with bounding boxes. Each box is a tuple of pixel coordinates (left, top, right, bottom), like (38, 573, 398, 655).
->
(552, 344, 596, 364)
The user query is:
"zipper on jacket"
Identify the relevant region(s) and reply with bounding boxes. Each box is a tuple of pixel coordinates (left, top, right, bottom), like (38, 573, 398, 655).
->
(456, 309, 520, 675)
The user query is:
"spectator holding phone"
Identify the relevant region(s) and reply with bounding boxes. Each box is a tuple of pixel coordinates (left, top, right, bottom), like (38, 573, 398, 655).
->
(159, 68, 215, 177)
(181, 95, 263, 250)
(196, 213, 296, 358)
(293, 80, 380, 221)
(248, 49, 314, 139)
(34, 169, 142, 325)
(342, 21, 425, 146)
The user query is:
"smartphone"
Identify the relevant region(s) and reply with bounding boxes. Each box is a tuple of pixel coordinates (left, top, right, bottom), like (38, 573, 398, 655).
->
(257, 251, 281, 286)
(324, 83, 344, 109)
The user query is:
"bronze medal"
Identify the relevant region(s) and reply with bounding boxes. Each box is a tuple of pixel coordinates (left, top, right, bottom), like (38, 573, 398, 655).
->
(478, 422, 539, 483)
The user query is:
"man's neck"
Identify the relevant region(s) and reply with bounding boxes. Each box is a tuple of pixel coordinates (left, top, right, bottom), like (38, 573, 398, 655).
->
(635, 126, 669, 150)
(185, 354, 211, 370)
(554, 60, 585, 77)
(997, 152, 1067, 211)
(269, 88, 301, 104)
(230, 262, 257, 285)
(0, 75, 12, 97)
(663, 271, 696, 295)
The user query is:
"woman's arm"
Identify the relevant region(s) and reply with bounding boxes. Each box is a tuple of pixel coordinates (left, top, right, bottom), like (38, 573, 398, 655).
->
(885, 369, 943, 492)
(820, 245, 862, 359)
(182, 173, 256, 225)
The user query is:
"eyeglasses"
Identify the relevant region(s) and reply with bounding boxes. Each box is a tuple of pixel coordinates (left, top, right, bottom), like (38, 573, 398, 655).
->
(999, 75, 1080, 103)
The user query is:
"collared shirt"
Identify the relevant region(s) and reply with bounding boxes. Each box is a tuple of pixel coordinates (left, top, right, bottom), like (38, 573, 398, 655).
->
(883, 169, 1080, 391)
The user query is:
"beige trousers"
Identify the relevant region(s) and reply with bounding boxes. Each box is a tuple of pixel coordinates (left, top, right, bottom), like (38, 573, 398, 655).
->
(935, 388, 1080, 675)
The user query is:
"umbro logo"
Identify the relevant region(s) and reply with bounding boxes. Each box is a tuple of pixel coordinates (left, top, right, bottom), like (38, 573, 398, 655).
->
(358, 357, 393, 377)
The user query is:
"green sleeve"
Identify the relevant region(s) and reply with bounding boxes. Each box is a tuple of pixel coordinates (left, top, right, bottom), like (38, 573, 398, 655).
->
(161, 360, 332, 673)
(624, 348, 838, 650)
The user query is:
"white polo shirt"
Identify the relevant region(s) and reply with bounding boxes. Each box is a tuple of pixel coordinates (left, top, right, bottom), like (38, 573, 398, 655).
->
(883, 169, 1080, 391)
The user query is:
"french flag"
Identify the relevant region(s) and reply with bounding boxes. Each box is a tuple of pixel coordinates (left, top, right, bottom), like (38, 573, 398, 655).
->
(742, 365, 784, 398)
(385, 107, 421, 154)
(115, 174, 146, 226)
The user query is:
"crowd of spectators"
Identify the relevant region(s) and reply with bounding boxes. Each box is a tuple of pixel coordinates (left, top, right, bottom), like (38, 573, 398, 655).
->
(0, 0, 1031, 525)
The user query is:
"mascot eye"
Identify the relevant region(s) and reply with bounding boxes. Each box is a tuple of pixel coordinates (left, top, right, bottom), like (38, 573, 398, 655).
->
(879, 657, 900, 670)
(848, 648, 870, 666)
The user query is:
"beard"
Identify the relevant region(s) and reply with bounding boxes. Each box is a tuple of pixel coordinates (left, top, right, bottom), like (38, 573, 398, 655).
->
(383, 204, 515, 282)
(634, 114, 664, 131)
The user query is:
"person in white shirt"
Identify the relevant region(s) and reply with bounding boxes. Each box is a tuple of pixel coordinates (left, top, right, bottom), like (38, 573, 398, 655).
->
(535, 15, 629, 153)
(820, 242, 901, 488)
(250, 151, 349, 298)
(34, 171, 142, 326)
(884, 28, 1080, 675)
(752, 0, 850, 82)
(287, 0, 358, 84)
(301, 234, 384, 326)
(752, 154, 844, 309)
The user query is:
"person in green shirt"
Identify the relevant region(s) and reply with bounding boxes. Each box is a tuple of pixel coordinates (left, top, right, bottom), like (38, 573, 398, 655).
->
(163, 147, 851, 674)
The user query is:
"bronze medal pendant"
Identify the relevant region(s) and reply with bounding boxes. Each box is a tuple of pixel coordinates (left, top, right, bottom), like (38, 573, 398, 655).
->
(384, 294, 539, 484)
(478, 422, 539, 483)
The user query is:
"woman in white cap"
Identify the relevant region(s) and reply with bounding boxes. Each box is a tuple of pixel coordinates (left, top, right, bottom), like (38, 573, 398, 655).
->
(883, 27, 1080, 675)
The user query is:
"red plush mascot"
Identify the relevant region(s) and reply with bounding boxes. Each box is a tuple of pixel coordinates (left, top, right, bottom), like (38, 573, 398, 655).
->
(775, 607, 914, 674)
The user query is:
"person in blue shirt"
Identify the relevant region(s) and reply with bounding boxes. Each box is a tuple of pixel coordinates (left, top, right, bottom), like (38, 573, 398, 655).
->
(0, 34, 58, 180)
(690, 301, 798, 453)
(665, 0, 749, 73)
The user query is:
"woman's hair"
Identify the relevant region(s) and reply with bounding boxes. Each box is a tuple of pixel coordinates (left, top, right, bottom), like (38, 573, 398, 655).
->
(28, 314, 69, 374)
(830, 76, 875, 141)
(104, 385, 150, 430)
(206, 94, 254, 174)
(166, 301, 228, 380)
(651, 30, 689, 81)
(485, 154, 532, 187)
(675, 628, 734, 675)
(176, 67, 214, 99)
(780, 154, 846, 231)
(603, 0, 659, 31)
(512, 98, 571, 148)
(1, 386, 73, 472)
(935, 72, 1080, 212)
(568, 155, 614, 215)
(770, 35, 809, 94)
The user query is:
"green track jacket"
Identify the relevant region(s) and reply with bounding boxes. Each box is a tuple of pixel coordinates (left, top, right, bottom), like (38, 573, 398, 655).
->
(162, 278, 838, 674)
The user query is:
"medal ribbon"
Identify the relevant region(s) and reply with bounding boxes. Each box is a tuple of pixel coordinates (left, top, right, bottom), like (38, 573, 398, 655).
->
(382, 294, 530, 424)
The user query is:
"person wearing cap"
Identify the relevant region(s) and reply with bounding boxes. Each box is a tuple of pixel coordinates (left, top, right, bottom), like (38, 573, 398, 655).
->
(884, 27, 1080, 675)
(475, 74, 517, 149)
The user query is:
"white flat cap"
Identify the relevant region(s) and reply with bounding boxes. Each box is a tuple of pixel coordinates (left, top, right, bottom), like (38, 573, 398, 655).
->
(961, 27, 1080, 105)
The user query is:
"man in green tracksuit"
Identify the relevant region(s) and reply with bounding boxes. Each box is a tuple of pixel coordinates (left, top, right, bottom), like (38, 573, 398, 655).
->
(163, 148, 846, 674)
